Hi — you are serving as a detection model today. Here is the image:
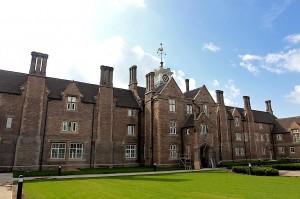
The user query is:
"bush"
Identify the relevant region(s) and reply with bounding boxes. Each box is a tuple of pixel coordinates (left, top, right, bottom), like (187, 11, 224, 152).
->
(272, 163, 300, 170)
(232, 166, 279, 176)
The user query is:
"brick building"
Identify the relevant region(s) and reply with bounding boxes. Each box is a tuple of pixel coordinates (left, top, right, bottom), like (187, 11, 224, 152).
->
(0, 51, 299, 171)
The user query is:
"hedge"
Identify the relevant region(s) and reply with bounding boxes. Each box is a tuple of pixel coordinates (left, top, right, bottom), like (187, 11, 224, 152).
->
(271, 163, 300, 170)
(232, 166, 279, 176)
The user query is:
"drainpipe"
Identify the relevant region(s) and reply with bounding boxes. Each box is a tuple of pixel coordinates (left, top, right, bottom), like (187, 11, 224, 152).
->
(217, 111, 222, 162)
(89, 103, 95, 168)
(270, 123, 276, 160)
(39, 99, 49, 171)
(151, 97, 154, 166)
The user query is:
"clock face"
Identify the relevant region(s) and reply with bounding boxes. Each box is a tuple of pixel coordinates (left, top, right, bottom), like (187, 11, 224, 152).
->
(162, 74, 169, 82)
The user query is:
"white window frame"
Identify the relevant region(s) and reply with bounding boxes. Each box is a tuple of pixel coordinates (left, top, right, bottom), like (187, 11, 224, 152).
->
(235, 147, 240, 155)
(67, 96, 76, 110)
(200, 124, 208, 135)
(234, 116, 239, 127)
(127, 125, 135, 135)
(235, 133, 242, 141)
(255, 133, 259, 141)
(169, 121, 177, 134)
(69, 143, 83, 159)
(51, 143, 66, 159)
(6, 117, 13, 129)
(260, 134, 264, 142)
(277, 134, 282, 141)
(292, 129, 300, 142)
(259, 123, 263, 129)
(262, 147, 266, 155)
(290, 147, 295, 153)
(202, 104, 208, 116)
(266, 134, 270, 142)
(125, 144, 136, 158)
(169, 144, 177, 159)
(244, 132, 248, 142)
(187, 104, 193, 114)
(240, 147, 245, 155)
(186, 128, 190, 135)
(62, 121, 78, 132)
(128, 109, 134, 117)
(278, 146, 284, 154)
(169, 99, 176, 112)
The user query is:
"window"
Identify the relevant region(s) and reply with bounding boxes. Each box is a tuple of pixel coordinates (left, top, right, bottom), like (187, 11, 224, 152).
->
(69, 143, 83, 159)
(128, 109, 134, 116)
(125, 144, 136, 158)
(278, 146, 284, 154)
(169, 99, 175, 112)
(266, 134, 270, 142)
(62, 121, 78, 132)
(67, 96, 76, 110)
(260, 134, 264, 142)
(259, 123, 263, 129)
(6, 117, 12, 129)
(292, 129, 300, 142)
(51, 143, 66, 159)
(186, 128, 190, 135)
(200, 124, 208, 135)
(128, 125, 135, 135)
(186, 146, 191, 159)
(169, 121, 177, 134)
(235, 147, 244, 156)
(276, 134, 282, 141)
(235, 133, 242, 141)
(290, 147, 295, 153)
(169, 144, 177, 159)
(244, 133, 248, 142)
(202, 104, 208, 116)
(262, 147, 266, 155)
(187, 105, 193, 114)
(255, 133, 259, 141)
(234, 116, 239, 127)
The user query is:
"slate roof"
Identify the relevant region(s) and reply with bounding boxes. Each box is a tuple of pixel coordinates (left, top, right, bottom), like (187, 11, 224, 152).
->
(0, 69, 140, 108)
(184, 87, 201, 99)
(226, 106, 246, 120)
(137, 86, 146, 100)
(182, 114, 196, 128)
(272, 116, 300, 134)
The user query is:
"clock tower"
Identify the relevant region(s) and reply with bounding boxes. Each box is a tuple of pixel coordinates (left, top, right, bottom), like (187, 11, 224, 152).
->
(154, 43, 173, 87)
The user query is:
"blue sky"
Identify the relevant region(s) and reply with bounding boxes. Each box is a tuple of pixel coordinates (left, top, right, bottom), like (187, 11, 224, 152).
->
(0, 0, 299, 118)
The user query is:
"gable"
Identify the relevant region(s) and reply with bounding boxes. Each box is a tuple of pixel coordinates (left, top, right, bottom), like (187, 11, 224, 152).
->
(157, 77, 184, 99)
(194, 85, 215, 104)
(288, 121, 300, 131)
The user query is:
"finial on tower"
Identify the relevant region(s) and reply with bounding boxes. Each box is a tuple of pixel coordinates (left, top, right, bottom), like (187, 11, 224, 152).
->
(157, 43, 166, 69)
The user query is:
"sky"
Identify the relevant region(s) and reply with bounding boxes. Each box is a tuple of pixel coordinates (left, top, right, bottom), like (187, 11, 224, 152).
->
(0, 0, 300, 118)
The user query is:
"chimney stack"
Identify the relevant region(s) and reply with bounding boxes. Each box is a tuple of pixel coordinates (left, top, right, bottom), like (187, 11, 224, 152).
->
(185, 79, 189, 92)
(29, 51, 48, 76)
(100, 65, 114, 87)
(243, 96, 251, 110)
(146, 72, 155, 92)
(129, 65, 138, 91)
(216, 90, 224, 105)
(265, 100, 273, 115)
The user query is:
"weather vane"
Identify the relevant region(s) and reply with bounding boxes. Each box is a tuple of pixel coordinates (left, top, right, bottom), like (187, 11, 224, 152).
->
(157, 43, 166, 68)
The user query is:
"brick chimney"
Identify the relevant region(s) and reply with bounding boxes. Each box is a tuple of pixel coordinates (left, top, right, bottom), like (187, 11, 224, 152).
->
(216, 90, 224, 105)
(129, 65, 138, 91)
(146, 72, 155, 92)
(100, 65, 114, 87)
(243, 96, 251, 110)
(185, 79, 189, 92)
(265, 100, 273, 115)
(29, 51, 48, 76)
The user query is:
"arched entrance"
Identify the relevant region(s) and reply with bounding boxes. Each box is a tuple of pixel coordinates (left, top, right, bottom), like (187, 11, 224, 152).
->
(199, 144, 215, 168)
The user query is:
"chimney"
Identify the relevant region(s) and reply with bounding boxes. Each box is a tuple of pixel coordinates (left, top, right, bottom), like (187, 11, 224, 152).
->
(100, 65, 114, 87)
(129, 65, 138, 91)
(29, 51, 48, 76)
(243, 96, 251, 110)
(185, 79, 189, 92)
(146, 72, 155, 92)
(265, 100, 273, 115)
(216, 90, 224, 105)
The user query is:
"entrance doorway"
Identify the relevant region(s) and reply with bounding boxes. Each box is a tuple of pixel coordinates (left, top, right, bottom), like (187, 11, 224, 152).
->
(200, 144, 210, 168)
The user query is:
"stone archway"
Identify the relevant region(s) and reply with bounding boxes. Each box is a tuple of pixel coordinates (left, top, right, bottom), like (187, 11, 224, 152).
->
(199, 144, 215, 168)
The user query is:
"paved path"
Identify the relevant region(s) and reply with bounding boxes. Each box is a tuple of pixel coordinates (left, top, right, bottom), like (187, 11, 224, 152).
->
(0, 173, 13, 199)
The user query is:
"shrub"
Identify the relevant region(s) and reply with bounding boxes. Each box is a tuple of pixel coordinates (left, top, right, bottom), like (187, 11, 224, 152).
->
(232, 166, 279, 176)
(272, 163, 300, 170)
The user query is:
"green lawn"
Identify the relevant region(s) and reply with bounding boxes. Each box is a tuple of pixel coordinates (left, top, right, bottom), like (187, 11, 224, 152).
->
(23, 170, 300, 199)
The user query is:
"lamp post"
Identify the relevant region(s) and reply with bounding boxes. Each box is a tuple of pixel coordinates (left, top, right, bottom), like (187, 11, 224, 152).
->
(17, 175, 24, 199)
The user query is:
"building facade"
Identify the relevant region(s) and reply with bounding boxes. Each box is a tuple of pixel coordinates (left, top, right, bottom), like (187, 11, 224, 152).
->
(0, 51, 299, 171)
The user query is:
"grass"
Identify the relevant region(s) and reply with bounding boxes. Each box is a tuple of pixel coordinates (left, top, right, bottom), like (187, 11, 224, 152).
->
(23, 170, 300, 199)
(14, 167, 180, 178)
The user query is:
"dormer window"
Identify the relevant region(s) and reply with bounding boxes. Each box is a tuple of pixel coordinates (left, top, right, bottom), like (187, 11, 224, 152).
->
(67, 96, 76, 110)
(187, 104, 192, 114)
(234, 116, 239, 127)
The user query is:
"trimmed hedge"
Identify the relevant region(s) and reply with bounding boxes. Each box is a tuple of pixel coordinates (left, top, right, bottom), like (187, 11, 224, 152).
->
(220, 159, 300, 169)
(232, 166, 279, 176)
(272, 163, 300, 170)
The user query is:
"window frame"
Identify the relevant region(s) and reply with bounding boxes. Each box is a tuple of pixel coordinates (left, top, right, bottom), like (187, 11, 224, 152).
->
(169, 99, 176, 112)
(278, 146, 284, 154)
(169, 144, 177, 159)
(186, 104, 193, 114)
(234, 116, 239, 127)
(202, 104, 208, 116)
(235, 133, 242, 141)
(169, 121, 177, 134)
(291, 129, 300, 142)
(276, 134, 282, 141)
(290, 147, 295, 153)
(62, 121, 78, 132)
(128, 109, 134, 117)
(51, 143, 66, 159)
(127, 125, 135, 135)
(6, 117, 13, 129)
(69, 143, 83, 159)
(67, 96, 76, 111)
(244, 132, 248, 142)
(200, 124, 208, 135)
(125, 144, 136, 159)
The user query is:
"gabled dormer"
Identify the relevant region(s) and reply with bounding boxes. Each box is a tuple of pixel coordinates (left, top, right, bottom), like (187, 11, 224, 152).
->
(61, 81, 83, 111)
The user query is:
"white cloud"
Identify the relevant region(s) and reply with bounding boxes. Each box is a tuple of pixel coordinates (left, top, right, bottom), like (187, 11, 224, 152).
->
(208, 89, 238, 107)
(225, 80, 240, 97)
(239, 48, 300, 74)
(110, 0, 146, 8)
(212, 79, 219, 87)
(172, 70, 196, 92)
(286, 85, 300, 104)
(263, 0, 294, 27)
(202, 42, 220, 52)
(284, 33, 300, 44)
